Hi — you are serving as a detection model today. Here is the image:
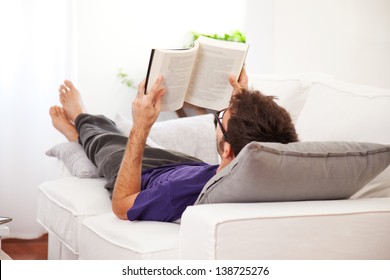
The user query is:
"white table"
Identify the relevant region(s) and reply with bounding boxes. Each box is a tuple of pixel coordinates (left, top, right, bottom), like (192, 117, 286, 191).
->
(0, 226, 11, 260)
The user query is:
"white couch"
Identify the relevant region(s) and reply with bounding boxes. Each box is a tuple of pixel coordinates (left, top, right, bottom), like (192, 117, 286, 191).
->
(37, 74, 390, 260)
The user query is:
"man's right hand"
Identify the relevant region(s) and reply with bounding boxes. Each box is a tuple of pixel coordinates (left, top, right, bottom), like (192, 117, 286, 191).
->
(132, 76, 166, 134)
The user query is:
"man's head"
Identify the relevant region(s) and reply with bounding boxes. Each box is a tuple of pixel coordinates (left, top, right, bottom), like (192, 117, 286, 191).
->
(215, 89, 299, 171)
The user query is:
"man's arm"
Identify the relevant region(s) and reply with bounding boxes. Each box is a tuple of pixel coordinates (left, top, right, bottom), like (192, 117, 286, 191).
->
(112, 76, 166, 220)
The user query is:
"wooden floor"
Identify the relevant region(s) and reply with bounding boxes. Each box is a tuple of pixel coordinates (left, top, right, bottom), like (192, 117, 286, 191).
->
(2, 234, 48, 260)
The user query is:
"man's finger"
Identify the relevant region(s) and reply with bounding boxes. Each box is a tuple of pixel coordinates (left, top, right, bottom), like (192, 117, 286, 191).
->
(237, 67, 248, 88)
(138, 80, 146, 96)
(150, 75, 164, 96)
(239, 67, 247, 82)
(229, 74, 241, 91)
(153, 88, 166, 110)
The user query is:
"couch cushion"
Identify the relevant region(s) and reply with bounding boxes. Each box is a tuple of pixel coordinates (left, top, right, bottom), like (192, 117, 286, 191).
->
(37, 177, 111, 254)
(195, 141, 390, 205)
(46, 142, 98, 178)
(296, 82, 390, 198)
(351, 167, 390, 199)
(80, 213, 180, 260)
(115, 113, 219, 164)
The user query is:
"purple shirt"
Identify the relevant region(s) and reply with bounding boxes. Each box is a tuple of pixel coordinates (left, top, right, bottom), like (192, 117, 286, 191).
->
(127, 162, 218, 222)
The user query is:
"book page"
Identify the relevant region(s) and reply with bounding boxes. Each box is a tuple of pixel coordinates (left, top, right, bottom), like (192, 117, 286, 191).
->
(185, 37, 249, 111)
(146, 47, 198, 111)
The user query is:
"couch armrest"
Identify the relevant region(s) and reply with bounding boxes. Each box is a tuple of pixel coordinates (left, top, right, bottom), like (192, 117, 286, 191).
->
(179, 198, 390, 259)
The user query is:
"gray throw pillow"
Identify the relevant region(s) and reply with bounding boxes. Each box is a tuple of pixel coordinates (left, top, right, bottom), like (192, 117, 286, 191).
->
(46, 142, 98, 178)
(195, 141, 390, 205)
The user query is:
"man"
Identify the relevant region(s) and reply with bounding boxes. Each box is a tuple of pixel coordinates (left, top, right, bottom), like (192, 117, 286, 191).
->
(50, 70, 298, 222)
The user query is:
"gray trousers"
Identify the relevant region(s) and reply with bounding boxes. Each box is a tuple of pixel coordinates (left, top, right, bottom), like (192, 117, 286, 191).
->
(75, 114, 202, 196)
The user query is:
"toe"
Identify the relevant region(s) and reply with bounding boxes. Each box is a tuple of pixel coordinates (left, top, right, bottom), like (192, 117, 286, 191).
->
(59, 92, 66, 104)
(49, 106, 55, 116)
(64, 80, 75, 90)
(59, 107, 67, 118)
(60, 85, 69, 93)
(50, 106, 60, 117)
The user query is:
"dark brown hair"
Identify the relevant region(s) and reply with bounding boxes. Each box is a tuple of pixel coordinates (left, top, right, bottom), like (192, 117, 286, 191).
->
(226, 89, 299, 156)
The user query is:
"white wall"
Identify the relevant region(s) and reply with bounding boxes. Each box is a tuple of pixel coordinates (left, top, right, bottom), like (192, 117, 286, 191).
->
(74, 0, 247, 120)
(245, 0, 274, 74)
(272, 0, 390, 88)
(74, 0, 390, 119)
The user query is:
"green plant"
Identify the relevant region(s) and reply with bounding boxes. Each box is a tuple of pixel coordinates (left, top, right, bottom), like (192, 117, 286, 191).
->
(191, 30, 246, 44)
(117, 69, 135, 88)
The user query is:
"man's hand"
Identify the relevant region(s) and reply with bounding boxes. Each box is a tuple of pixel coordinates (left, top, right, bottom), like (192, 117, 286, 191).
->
(132, 76, 166, 134)
(229, 67, 248, 95)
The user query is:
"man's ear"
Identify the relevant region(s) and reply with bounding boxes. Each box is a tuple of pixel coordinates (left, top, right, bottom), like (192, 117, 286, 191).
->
(216, 142, 235, 173)
(221, 142, 235, 160)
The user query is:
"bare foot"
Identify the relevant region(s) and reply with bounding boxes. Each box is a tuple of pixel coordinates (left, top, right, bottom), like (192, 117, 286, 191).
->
(49, 106, 79, 142)
(59, 80, 86, 123)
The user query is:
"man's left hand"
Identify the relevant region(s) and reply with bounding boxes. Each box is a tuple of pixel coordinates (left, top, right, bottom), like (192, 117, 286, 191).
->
(229, 67, 248, 95)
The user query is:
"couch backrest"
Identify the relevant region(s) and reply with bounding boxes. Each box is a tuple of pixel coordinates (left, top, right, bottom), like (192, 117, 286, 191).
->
(249, 74, 390, 199)
(248, 73, 334, 124)
(296, 81, 390, 143)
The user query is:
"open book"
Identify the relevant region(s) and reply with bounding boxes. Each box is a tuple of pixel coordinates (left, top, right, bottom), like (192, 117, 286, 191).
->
(145, 36, 249, 111)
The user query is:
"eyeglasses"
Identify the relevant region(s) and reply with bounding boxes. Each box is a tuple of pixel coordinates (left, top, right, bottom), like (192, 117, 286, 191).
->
(214, 108, 229, 142)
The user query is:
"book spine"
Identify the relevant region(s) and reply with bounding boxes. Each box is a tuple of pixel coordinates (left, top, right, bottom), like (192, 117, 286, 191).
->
(144, 49, 156, 94)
